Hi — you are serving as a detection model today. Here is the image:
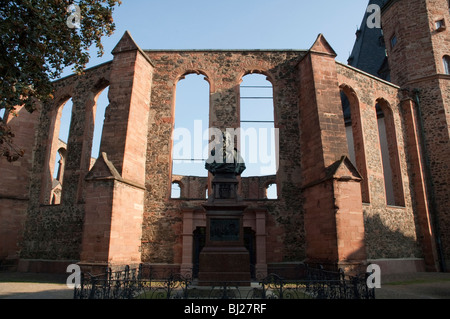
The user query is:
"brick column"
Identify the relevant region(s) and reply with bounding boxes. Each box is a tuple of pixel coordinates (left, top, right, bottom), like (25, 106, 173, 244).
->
(61, 90, 96, 205)
(299, 35, 367, 272)
(255, 208, 268, 277)
(79, 31, 153, 272)
(401, 98, 440, 271)
(181, 208, 195, 276)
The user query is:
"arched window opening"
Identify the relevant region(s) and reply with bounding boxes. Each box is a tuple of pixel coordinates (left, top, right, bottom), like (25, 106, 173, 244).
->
(171, 182, 182, 199)
(50, 97, 73, 204)
(57, 98, 73, 146)
(266, 183, 278, 200)
(375, 100, 405, 206)
(443, 55, 450, 75)
(171, 73, 210, 192)
(53, 147, 67, 183)
(341, 92, 356, 166)
(340, 86, 370, 203)
(239, 73, 277, 177)
(92, 86, 109, 161)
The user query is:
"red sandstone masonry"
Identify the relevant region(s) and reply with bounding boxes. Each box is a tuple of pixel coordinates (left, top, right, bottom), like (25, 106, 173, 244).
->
(0, 104, 40, 260)
(5, 15, 446, 275)
(79, 31, 153, 269)
(383, 0, 450, 268)
(299, 35, 366, 270)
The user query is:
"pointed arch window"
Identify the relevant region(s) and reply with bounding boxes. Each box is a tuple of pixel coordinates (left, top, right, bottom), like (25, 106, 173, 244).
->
(91, 86, 109, 161)
(48, 97, 73, 204)
(375, 100, 405, 207)
(340, 85, 370, 203)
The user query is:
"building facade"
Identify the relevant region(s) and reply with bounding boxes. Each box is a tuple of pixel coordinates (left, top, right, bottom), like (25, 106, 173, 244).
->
(0, 0, 449, 276)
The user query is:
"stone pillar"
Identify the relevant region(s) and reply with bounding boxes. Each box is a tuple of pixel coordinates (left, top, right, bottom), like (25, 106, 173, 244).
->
(254, 208, 268, 277)
(299, 35, 367, 273)
(401, 98, 439, 271)
(181, 208, 195, 276)
(79, 31, 153, 273)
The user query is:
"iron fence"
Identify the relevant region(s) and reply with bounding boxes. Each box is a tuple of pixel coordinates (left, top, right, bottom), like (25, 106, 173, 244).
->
(73, 263, 375, 300)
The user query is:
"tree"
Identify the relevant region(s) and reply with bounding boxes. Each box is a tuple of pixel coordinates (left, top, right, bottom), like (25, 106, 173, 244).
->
(0, 0, 121, 161)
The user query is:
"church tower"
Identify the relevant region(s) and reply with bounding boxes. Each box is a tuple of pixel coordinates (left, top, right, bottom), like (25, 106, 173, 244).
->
(381, 0, 450, 271)
(348, 0, 390, 80)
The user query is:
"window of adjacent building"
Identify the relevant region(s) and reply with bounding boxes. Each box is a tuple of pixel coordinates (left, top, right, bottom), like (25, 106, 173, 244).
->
(390, 35, 397, 48)
(436, 19, 446, 31)
(239, 73, 277, 177)
(443, 55, 450, 75)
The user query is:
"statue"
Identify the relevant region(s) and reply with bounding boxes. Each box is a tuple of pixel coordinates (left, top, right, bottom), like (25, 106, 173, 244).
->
(205, 131, 246, 176)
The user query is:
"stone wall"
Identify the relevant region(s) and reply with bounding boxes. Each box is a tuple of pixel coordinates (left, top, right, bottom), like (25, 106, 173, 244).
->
(19, 62, 112, 267)
(336, 63, 425, 262)
(142, 49, 307, 265)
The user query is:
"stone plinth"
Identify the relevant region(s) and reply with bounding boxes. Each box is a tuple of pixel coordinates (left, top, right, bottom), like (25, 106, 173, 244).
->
(198, 173, 251, 286)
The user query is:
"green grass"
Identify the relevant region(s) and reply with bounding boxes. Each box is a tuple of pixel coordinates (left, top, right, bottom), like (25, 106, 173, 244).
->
(386, 278, 450, 286)
(0, 272, 67, 284)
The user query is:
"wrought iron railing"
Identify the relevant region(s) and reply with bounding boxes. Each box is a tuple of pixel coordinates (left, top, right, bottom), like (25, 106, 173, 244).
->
(73, 263, 375, 300)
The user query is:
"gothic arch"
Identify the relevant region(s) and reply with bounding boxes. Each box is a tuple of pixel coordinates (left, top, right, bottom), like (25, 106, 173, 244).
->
(175, 69, 211, 87)
(44, 95, 74, 204)
(375, 97, 405, 206)
(339, 83, 370, 203)
(239, 69, 275, 86)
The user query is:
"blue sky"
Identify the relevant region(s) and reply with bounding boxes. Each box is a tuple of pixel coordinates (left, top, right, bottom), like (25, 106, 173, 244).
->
(70, 0, 370, 71)
(56, 0, 372, 185)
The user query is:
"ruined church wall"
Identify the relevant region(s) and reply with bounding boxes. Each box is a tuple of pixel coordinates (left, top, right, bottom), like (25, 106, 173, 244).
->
(7, 45, 436, 273)
(142, 50, 307, 265)
(18, 62, 113, 267)
(336, 63, 423, 261)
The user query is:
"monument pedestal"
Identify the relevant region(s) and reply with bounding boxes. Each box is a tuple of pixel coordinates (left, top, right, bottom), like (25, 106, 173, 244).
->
(198, 173, 251, 286)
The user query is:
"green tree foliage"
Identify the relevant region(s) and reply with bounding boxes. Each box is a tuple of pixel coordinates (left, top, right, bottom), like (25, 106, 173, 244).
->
(0, 0, 121, 161)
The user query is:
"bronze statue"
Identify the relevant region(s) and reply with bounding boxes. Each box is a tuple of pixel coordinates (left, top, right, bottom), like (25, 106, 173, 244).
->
(205, 131, 246, 176)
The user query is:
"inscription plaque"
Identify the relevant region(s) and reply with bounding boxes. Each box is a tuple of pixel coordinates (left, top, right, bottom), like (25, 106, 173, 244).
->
(210, 218, 240, 242)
